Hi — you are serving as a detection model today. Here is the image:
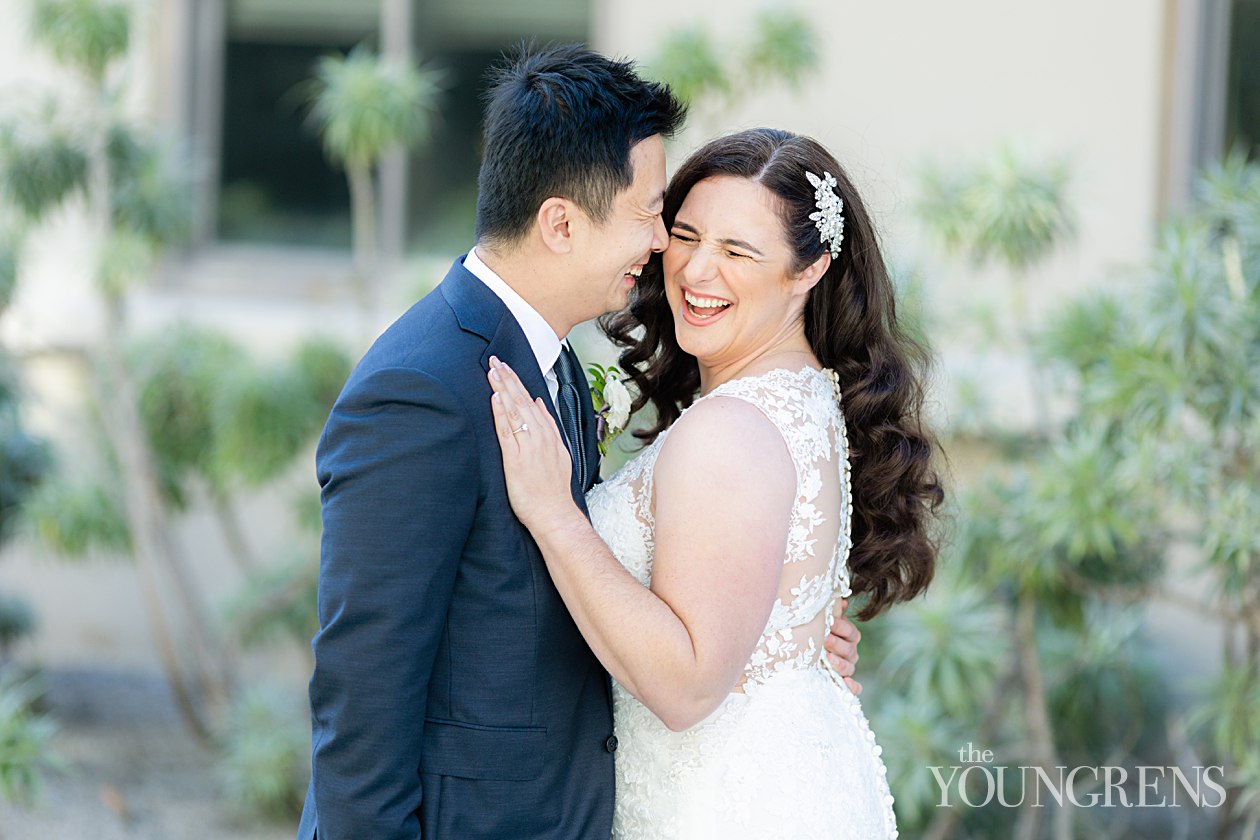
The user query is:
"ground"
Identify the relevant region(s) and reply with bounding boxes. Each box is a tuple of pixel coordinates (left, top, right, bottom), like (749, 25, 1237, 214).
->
(0, 667, 297, 840)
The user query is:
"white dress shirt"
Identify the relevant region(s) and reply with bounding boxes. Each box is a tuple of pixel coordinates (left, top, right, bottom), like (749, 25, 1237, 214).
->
(464, 247, 564, 411)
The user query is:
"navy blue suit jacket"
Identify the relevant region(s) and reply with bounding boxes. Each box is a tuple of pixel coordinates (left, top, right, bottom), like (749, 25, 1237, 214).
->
(298, 258, 613, 839)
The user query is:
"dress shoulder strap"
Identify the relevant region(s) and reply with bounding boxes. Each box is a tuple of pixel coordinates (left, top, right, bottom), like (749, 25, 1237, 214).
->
(699, 367, 839, 467)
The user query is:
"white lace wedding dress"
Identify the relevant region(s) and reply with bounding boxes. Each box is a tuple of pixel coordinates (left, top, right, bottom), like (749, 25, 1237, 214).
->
(586, 367, 898, 839)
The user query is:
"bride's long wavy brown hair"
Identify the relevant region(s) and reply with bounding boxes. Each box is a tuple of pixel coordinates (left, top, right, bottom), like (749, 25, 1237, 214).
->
(601, 128, 943, 619)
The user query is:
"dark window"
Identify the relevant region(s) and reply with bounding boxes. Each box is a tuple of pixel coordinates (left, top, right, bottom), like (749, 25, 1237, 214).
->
(1226, 0, 1260, 158)
(218, 38, 358, 246)
(213, 0, 591, 253)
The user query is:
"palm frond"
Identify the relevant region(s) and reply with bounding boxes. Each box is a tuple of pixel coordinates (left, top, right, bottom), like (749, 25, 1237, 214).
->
(305, 45, 446, 169)
(31, 0, 129, 83)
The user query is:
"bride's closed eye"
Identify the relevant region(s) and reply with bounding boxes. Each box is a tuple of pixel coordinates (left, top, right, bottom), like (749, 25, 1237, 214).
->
(669, 232, 698, 244)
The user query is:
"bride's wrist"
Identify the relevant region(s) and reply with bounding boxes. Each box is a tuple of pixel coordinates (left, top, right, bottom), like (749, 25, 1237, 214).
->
(527, 504, 588, 549)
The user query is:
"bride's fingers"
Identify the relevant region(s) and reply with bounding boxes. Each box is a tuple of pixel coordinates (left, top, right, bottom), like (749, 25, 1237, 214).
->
(491, 359, 548, 434)
(538, 399, 564, 441)
(490, 391, 519, 453)
(488, 363, 531, 428)
(494, 359, 537, 413)
(489, 378, 521, 433)
(532, 398, 565, 451)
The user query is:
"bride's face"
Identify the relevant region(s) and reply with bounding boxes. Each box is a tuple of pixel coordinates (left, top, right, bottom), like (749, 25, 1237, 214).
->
(662, 175, 810, 370)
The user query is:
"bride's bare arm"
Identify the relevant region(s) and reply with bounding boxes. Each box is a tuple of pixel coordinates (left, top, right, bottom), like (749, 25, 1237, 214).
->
(488, 358, 793, 731)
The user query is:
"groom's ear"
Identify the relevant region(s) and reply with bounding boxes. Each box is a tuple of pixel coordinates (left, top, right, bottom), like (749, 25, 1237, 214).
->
(537, 197, 575, 255)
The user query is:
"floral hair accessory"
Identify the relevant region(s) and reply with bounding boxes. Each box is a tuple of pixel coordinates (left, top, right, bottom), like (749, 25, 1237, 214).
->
(806, 170, 844, 258)
(587, 363, 634, 456)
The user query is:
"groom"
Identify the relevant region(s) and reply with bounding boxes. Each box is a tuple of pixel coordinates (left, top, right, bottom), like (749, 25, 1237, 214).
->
(299, 44, 861, 840)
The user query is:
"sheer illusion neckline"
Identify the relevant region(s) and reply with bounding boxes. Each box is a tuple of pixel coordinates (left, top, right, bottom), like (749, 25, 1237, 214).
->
(699, 364, 829, 397)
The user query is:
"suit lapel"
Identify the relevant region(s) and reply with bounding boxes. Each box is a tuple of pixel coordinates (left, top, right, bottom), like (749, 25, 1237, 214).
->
(440, 257, 590, 512)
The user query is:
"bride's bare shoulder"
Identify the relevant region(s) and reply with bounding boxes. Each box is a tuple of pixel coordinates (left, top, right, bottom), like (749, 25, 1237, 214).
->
(654, 395, 793, 491)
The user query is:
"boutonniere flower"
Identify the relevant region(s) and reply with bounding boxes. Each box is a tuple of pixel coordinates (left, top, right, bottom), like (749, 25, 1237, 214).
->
(587, 363, 634, 456)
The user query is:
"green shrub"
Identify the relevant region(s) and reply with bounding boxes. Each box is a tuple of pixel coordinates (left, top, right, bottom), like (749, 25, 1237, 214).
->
(0, 594, 36, 660)
(218, 685, 307, 819)
(0, 677, 59, 804)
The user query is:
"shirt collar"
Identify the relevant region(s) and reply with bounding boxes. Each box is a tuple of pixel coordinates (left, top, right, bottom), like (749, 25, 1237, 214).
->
(465, 247, 564, 375)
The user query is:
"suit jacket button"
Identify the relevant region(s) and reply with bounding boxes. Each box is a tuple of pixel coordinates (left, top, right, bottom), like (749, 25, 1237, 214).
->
(605, 735, 618, 753)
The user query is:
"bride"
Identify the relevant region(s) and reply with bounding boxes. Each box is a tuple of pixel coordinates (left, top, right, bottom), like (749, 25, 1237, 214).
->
(486, 128, 943, 839)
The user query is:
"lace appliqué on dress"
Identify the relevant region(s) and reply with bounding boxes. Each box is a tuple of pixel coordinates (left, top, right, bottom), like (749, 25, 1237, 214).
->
(586, 367, 897, 839)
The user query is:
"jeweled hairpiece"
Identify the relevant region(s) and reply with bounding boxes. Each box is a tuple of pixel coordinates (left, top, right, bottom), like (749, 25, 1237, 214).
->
(806, 170, 845, 258)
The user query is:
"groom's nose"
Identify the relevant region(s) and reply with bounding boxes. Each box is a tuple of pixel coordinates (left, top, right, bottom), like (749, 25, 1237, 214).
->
(650, 214, 668, 253)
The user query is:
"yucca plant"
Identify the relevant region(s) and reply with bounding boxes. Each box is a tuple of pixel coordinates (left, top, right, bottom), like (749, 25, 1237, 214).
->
(6, 0, 356, 753)
(919, 147, 1075, 275)
(0, 594, 37, 664)
(0, 118, 88, 221)
(919, 146, 1075, 434)
(1133, 161, 1260, 834)
(744, 10, 819, 90)
(226, 553, 318, 654)
(31, 0, 128, 84)
(649, 28, 729, 110)
(648, 10, 819, 134)
(915, 145, 1082, 840)
(305, 45, 444, 338)
(0, 358, 52, 545)
(130, 326, 347, 571)
(127, 326, 346, 653)
(905, 148, 1260, 840)
(218, 685, 308, 820)
(8, 0, 225, 742)
(0, 237, 17, 313)
(0, 676, 59, 804)
(24, 478, 130, 557)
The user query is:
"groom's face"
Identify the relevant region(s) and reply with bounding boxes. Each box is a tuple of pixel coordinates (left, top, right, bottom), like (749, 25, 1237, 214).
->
(569, 135, 668, 321)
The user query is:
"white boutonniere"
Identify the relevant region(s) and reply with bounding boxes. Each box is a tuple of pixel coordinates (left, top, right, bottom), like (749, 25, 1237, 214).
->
(587, 363, 634, 456)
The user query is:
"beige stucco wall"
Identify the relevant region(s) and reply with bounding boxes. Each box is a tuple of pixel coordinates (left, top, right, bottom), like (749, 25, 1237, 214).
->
(596, 0, 1165, 287)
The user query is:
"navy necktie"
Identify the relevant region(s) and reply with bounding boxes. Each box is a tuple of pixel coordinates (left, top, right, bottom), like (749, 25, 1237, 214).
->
(553, 344, 589, 490)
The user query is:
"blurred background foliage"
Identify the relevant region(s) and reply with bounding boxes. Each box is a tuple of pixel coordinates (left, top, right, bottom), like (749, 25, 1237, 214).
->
(0, 1, 1257, 836)
(0, 0, 345, 815)
(857, 147, 1260, 840)
(303, 43, 446, 340)
(646, 8, 818, 136)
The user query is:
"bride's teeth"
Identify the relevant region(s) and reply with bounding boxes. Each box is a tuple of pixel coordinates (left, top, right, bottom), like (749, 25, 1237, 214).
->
(684, 291, 730, 308)
(628, 266, 642, 277)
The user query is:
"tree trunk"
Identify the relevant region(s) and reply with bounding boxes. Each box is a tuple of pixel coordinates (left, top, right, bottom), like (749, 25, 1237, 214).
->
(211, 488, 260, 576)
(923, 655, 1021, 840)
(1011, 272, 1052, 440)
(347, 161, 379, 345)
(86, 87, 232, 739)
(1013, 592, 1072, 840)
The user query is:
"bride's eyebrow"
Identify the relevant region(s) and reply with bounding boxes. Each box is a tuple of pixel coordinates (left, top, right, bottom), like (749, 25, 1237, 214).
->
(672, 220, 765, 257)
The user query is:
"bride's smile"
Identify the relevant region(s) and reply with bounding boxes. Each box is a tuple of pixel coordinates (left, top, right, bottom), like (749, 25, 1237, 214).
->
(663, 174, 829, 392)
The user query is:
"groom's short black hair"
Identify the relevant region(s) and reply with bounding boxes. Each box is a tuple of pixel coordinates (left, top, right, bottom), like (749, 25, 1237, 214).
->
(475, 43, 686, 246)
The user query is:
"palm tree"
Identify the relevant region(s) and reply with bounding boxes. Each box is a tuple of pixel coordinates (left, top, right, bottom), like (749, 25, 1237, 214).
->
(918, 145, 1075, 438)
(305, 45, 444, 341)
(649, 10, 819, 137)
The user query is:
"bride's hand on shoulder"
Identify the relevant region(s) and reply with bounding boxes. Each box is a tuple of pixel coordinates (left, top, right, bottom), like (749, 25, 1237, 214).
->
(487, 356, 577, 531)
